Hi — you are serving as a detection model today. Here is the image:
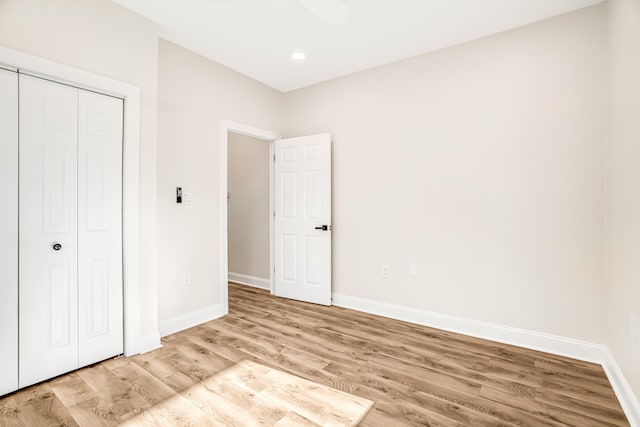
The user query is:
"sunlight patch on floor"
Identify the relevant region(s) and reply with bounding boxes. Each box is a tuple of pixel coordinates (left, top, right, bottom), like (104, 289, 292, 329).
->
(121, 360, 374, 426)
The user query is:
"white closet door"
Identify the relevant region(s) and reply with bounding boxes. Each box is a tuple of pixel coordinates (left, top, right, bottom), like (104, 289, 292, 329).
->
(19, 75, 79, 388)
(0, 68, 18, 396)
(77, 90, 124, 367)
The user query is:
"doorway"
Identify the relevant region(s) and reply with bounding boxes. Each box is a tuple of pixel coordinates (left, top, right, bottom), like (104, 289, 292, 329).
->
(219, 120, 280, 314)
(227, 132, 272, 291)
(219, 121, 333, 311)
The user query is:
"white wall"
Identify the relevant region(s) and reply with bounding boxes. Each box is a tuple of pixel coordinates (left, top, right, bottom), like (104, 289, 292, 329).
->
(228, 132, 271, 280)
(281, 5, 606, 343)
(605, 0, 640, 402)
(0, 0, 160, 339)
(156, 39, 281, 328)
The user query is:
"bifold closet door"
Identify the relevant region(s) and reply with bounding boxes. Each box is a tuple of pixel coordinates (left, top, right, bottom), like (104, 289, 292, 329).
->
(19, 74, 79, 388)
(19, 74, 124, 388)
(0, 68, 18, 395)
(77, 90, 124, 368)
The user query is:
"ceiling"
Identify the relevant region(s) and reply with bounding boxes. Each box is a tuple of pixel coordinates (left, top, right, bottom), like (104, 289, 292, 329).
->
(112, 0, 603, 92)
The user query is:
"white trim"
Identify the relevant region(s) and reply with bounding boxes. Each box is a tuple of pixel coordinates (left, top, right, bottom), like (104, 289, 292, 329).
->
(0, 46, 146, 357)
(269, 142, 275, 294)
(332, 292, 640, 425)
(219, 120, 281, 315)
(229, 272, 271, 290)
(603, 349, 640, 426)
(0, 52, 126, 99)
(0, 64, 17, 72)
(159, 304, 225, 338)
(332, 293, 605, 362)
(136, 332, 162, 355)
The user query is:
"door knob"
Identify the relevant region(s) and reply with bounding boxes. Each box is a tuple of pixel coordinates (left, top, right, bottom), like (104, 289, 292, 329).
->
(314, 225, 330, 231)
(52, 242, 62, 251)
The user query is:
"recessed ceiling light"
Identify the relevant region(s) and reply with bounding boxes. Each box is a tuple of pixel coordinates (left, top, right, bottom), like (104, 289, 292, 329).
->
(291, 52, 306, 60)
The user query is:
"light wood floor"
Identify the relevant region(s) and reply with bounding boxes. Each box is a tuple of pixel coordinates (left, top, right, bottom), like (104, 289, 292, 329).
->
(0, 283, 629, 426)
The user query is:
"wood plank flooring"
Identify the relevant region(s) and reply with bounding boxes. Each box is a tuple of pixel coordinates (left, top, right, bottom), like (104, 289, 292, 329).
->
(0, 283, 629, 426)
(122, 359, 373, 426)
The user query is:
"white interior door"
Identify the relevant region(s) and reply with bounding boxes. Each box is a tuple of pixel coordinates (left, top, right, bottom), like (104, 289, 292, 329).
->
(274, 134, 332, 305)
(77, 90, 124, 367)
(18, 74, 124, 387)
(19, 74, 79, 387)
(0, 68, 18, 395)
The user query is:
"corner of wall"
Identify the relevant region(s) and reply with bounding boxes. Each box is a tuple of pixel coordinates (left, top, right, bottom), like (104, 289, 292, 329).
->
(158, 304, 226, 338)
(604, 349, 640, 426)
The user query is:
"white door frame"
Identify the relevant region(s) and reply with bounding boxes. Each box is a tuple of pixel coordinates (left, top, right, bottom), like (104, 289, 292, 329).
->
(219, 120, 281, 314)
(0, 46, 144, 356)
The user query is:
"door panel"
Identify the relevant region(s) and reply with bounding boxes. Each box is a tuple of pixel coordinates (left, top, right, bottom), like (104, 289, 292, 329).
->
(0, 68, 18, 396)
(46, 262, 72, 348)
(282, 172, 297, 218)
(43, 145, 73, 233)
(282, 234, 298, 281)
(78, 90, 124, 367)
(304, 171, 322, 219)
(274, 134, 331, 305)
(19, 75, 79, 388)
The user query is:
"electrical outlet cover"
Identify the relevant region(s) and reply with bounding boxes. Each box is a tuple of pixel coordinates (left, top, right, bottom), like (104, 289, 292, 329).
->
(382, 265, 390, 278)
(409, 263, 417, 276)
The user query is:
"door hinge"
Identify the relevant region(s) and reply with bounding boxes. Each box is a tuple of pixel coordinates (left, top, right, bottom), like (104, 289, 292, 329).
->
(273, 154, 276, 162)
(273, 210, 276, 218)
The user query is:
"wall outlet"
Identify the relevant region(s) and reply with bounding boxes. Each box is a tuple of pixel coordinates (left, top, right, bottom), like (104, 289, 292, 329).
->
(630, 314, 638, 343)
(409, 263, 417, 276)
(183, 272, 191, 286)
(382, 265, 390, 278)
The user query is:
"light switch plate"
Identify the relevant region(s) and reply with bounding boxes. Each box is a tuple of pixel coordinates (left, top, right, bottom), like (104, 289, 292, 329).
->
(183, 192, 198, 204)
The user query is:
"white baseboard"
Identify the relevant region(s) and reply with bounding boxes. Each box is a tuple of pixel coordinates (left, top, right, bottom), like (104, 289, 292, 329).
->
(159, 304, 225, 338)
(229, 272, 270, 290)
(332, 293, 606, 363)
(136, 331, 162, 354)
(603, 349, 640, 426)
(332, 292, 640, 426)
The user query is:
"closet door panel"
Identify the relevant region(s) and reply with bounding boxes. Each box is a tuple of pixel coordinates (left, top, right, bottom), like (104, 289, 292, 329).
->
(19, 75, 79, 388)
(0, 68, 18, 396)
(78, 90, 124, 367)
